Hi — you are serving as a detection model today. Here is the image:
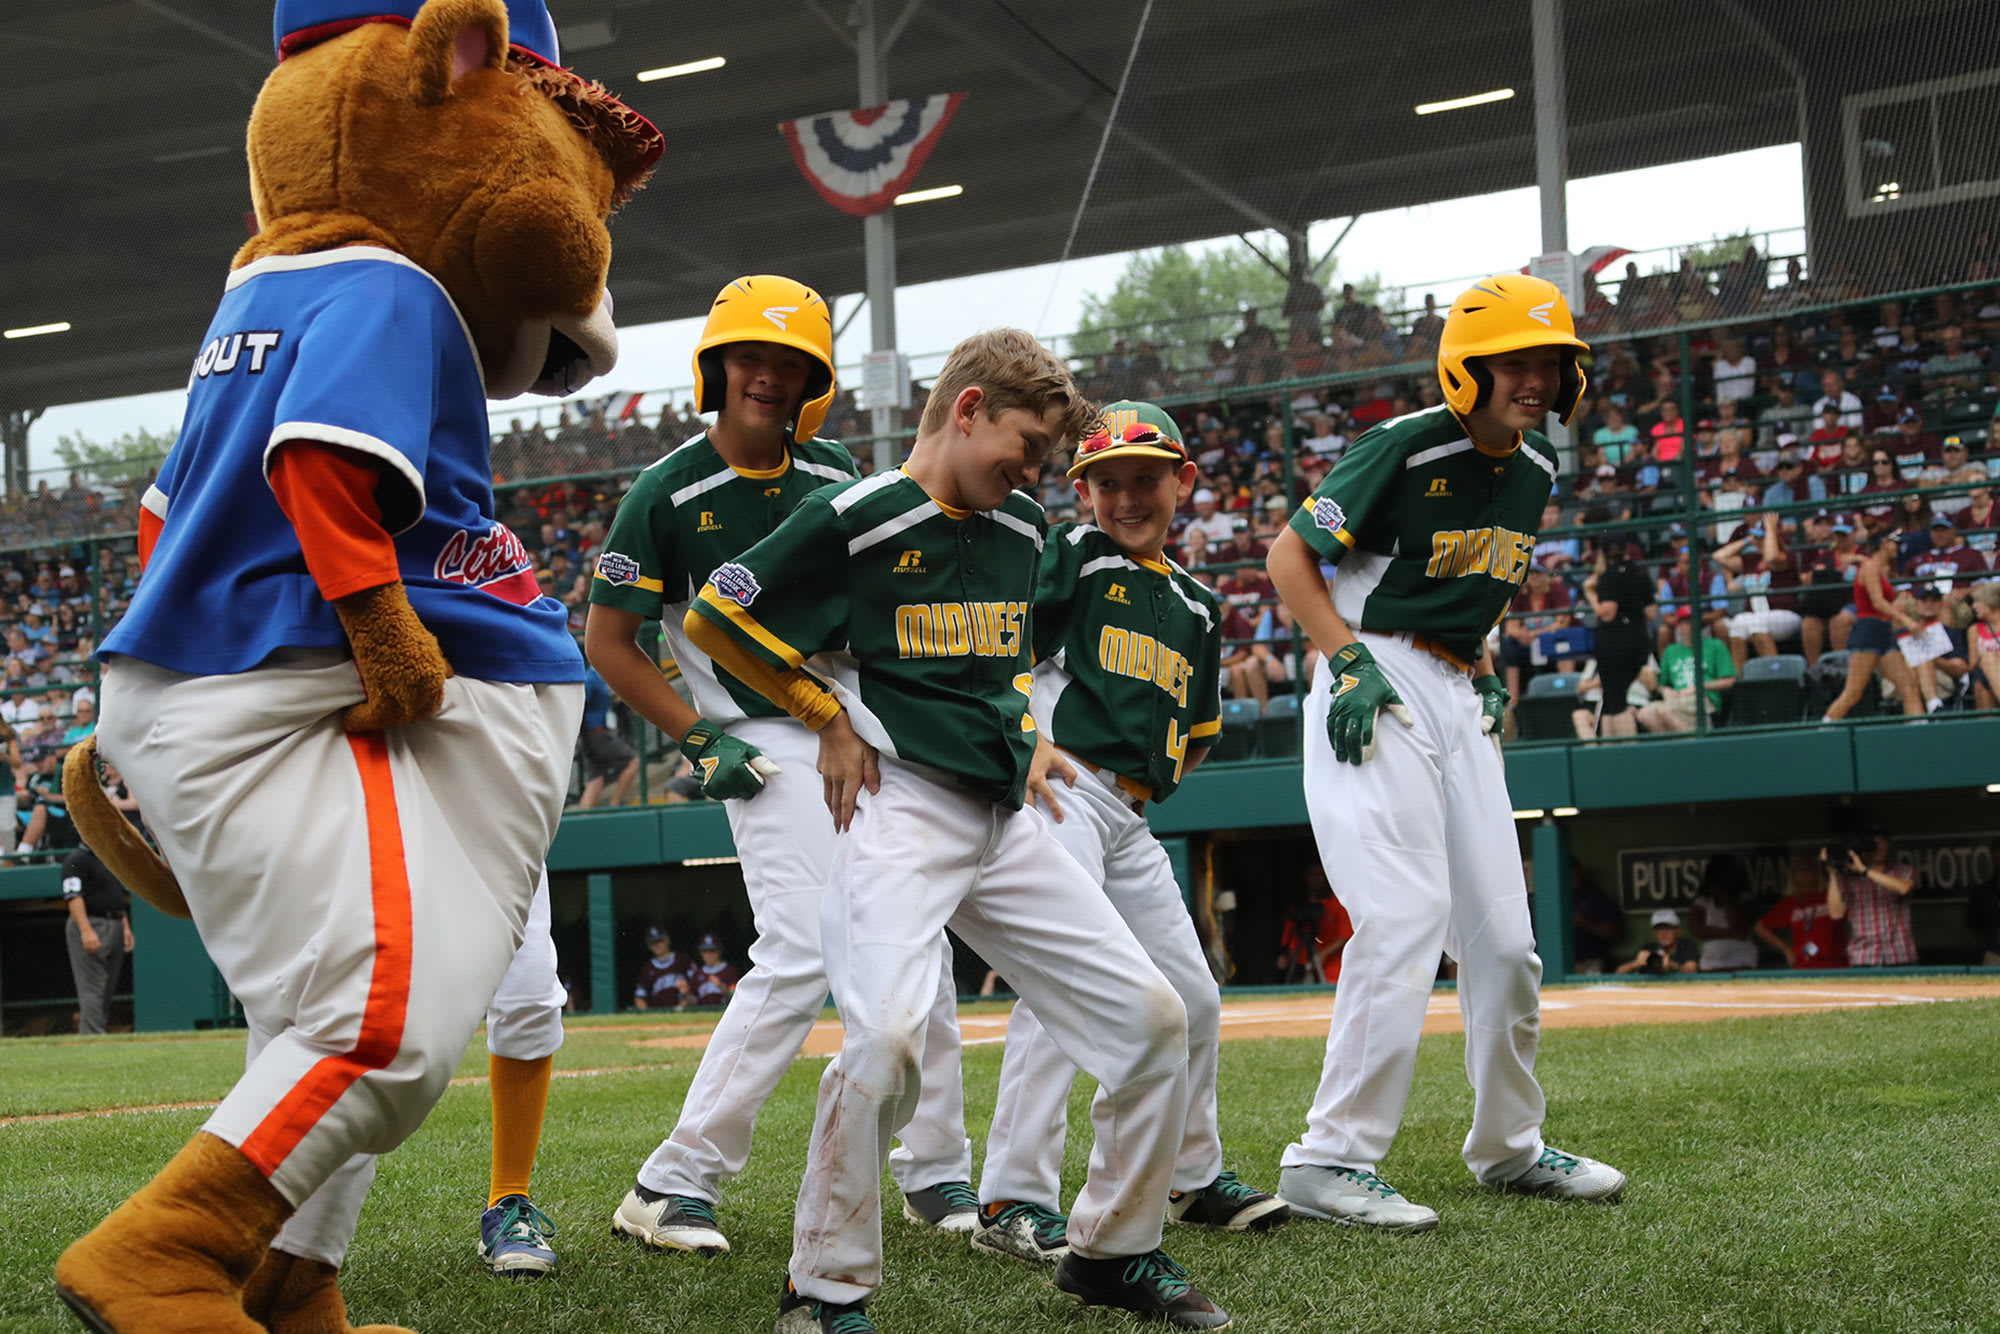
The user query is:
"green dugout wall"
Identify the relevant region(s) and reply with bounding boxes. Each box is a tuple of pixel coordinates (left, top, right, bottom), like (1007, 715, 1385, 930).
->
(3, 713, 1994, 1031)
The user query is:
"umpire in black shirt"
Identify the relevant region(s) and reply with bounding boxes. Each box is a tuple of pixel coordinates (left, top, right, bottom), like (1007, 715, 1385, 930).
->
(62, 844, 131, 1035)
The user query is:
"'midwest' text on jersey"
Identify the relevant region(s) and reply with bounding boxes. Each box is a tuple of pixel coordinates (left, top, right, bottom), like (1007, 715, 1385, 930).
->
(1423, 526, 1539, 583)
(895, 601, 1028, 659)
(1097, 625, 1193, 708)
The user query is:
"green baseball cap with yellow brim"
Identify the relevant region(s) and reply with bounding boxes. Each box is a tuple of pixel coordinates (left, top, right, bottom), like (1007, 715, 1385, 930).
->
(1068, 399, 1189, 478)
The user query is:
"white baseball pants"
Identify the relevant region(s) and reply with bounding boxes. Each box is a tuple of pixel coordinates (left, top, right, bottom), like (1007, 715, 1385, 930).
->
(638, 719, 970, 1205)
(1283, 632, 1546, 1186)
(790, 758, 1190, 1306)
(981, 763, 1223, 1209)
(96, 652, 578, 1212)
(257, 867, 568, 1268)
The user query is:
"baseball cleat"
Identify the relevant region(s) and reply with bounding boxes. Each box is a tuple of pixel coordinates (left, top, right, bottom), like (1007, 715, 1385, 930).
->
(1053, 1248, 1231, 1329)
(1277, 1164, 1439, 1232)
(613, 1185, 731, 1255)
(1502, 1147, 1627, 1202)
(970, 1200, 1070, 1265)
(477, 1195, 557, 1277)
(1167, 1171, 1291, 1233)
(899, 1180, 979, 1233)
(775, 1276, 875, 1332)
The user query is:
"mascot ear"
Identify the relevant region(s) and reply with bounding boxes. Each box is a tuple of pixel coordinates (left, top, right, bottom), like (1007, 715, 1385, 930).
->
(408, 0, 509, 106)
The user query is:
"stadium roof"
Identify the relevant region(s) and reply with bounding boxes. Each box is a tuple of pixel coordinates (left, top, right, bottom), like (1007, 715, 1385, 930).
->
(0, 0, 1977, 409)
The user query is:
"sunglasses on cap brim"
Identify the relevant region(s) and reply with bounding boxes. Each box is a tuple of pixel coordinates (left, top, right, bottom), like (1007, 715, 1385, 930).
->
(1075, 422, 1188, 462)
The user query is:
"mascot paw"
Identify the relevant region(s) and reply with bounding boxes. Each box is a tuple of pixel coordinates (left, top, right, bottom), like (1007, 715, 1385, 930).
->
(55, 1133, 292, 1334)
(243, 1249, 418, 1334)
(332, 584, 454, 732)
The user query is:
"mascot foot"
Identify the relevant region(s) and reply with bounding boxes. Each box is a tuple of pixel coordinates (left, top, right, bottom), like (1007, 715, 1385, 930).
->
(242, 1249, 417, 1334)
(54, 1132, 292, 1333)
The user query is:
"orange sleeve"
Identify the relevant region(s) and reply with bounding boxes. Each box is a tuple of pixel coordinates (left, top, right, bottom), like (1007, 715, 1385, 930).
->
(137, 508, 164, 571)
(268, 441, 403, 601)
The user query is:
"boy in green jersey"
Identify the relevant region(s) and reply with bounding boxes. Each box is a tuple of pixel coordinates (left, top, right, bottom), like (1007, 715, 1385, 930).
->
(685, 333, 1230, 1332)
(587, 277, 973, 1257)
(1267, 275, 1627, 1231)
(972, 401, 1288, 1269)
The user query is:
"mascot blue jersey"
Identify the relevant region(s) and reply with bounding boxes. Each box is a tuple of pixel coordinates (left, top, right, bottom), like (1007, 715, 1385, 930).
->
(102, 247, 583, 683)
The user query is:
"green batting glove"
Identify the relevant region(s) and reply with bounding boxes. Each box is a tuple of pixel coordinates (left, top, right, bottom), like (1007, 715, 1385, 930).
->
(1324, 642, 1415, 765)
(1472, 673, 1509, 760)
(680, 718, 781, 801)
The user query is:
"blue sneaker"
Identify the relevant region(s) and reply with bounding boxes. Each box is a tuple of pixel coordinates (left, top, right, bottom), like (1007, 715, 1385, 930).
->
(478, 1194, 557, 1277)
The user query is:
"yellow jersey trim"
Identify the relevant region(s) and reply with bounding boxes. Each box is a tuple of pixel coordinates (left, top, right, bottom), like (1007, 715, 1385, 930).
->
(730, 456, 792, 480)
(1189, 718, 1222, 740)
(683, 599, 842, 731)
(900, 467, 971, 519)
(694, 584, 807, 669)
(1134, 554, 1173, 577)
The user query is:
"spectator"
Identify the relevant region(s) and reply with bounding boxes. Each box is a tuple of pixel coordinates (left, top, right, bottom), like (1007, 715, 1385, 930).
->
(1901, 585, 1970, 712)
(1967, 840, 2000, 966)
(1501, 565, 1576, 702)
(1594, 403, 1639, 465)
(575, 665, 638, 808)
(1755, 853, 1849, 968)
(1804, 403, 1848, 455)
(1970, 582, 2000, 709)
(1406, 293, 1445, 354)
(1907, 512, 1987, 589)
(1812, 370, 1863, 428)
(1615, 909, 1700, 974)
(1761, 450, 1825, 508)
(61, 695, 96, 747)
(1712, 335, 1757, 404)
(1757, 380, 1813, 438)
(1648, 398, 1687, 462)
(1824, 531, 1926, 721)
(1685, 854, 1759, 971)
(1888, 409, 1942, 479)
(1634, 608, 1735, 732)
(1276, 866, 1351, 985)
(1715, 518, 1802, 666)
(62, 842, 132, 1034)
(685, 933, 740, 1006)
(1923, 324, 1984, 399)
(632, 925, 690, 1011)
(1827, 835, 1917, 967)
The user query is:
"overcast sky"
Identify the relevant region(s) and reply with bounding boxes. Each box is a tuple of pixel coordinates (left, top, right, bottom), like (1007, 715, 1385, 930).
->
(27, 142, 1803, 468)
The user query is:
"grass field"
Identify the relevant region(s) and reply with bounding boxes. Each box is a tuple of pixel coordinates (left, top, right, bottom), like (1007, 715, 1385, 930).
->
(4, 992, 1997, 1333)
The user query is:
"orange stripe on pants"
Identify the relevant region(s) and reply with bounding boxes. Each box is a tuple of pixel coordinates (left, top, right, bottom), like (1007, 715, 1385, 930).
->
(239, 733, 413, 1178)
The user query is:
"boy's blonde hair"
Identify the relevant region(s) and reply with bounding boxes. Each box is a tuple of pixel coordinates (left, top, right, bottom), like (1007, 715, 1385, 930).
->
(919, 328, 1096, 444)
(1971, 581, 2000, 614)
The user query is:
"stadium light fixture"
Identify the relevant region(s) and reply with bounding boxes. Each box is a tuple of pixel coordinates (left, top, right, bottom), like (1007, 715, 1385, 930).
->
(637, 55, 725, 82)
(4, 321, 70, 339)
(1986, 783, 2000, 794)
(680, 854, 741, 866)
(1415, 87, 1515, 116)
(1552, 807, 1580, 818)
(895, 184, 963, 206)
(1511, 808, 1546, 821)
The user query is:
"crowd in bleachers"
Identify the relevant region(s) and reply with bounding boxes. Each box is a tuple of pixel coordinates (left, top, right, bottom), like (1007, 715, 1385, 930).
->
(1034, 267, 2000, 756)
(10, 252, 2000, 815)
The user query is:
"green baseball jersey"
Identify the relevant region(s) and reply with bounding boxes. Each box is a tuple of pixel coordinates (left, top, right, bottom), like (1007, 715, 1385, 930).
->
(1289, 404, 1557, 665)
(588, 432, 856, 723)
(687, 470, 1047, 809)
(1031, 523, 1223, 802)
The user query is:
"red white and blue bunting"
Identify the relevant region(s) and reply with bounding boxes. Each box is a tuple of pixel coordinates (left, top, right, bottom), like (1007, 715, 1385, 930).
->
(778, 94, 965, 217)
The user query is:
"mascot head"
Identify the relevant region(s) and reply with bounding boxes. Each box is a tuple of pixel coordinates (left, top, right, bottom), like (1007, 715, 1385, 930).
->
(247, 0, 662, 397)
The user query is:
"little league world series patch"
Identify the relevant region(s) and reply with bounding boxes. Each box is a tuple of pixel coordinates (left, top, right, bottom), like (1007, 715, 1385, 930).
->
(712, 562, 762, 607)
(1311, 497, 1346, 533)
(596, 551, 640, 586)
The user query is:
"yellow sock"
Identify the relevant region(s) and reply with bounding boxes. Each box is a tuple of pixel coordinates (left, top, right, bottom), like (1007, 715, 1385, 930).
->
(488, 1053, 553, 1209)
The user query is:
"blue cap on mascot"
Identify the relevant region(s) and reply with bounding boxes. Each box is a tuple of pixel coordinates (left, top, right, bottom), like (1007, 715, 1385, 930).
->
(273, 0, 663, 174)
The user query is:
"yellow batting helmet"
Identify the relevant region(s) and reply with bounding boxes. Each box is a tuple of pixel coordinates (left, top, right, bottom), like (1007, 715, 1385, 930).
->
(692, 275, 837, 443)
(1436, 274, 1589, 426)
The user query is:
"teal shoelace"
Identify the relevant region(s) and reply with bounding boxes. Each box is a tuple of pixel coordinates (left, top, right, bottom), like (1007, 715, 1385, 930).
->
(820, 1306, 875, 1334)
(929, 1181, 979, 1211)
(1535, 1148, 1582, 1176)
(993, 1201, 1069, 1246)
(669, 1194, 720, 1225)
(1207, 1170, 1259, 1203)
(496, 1198, 555, 1245)
(1120, 1249, 1192, 1302)
(1332, 1167, 1400, 1200)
